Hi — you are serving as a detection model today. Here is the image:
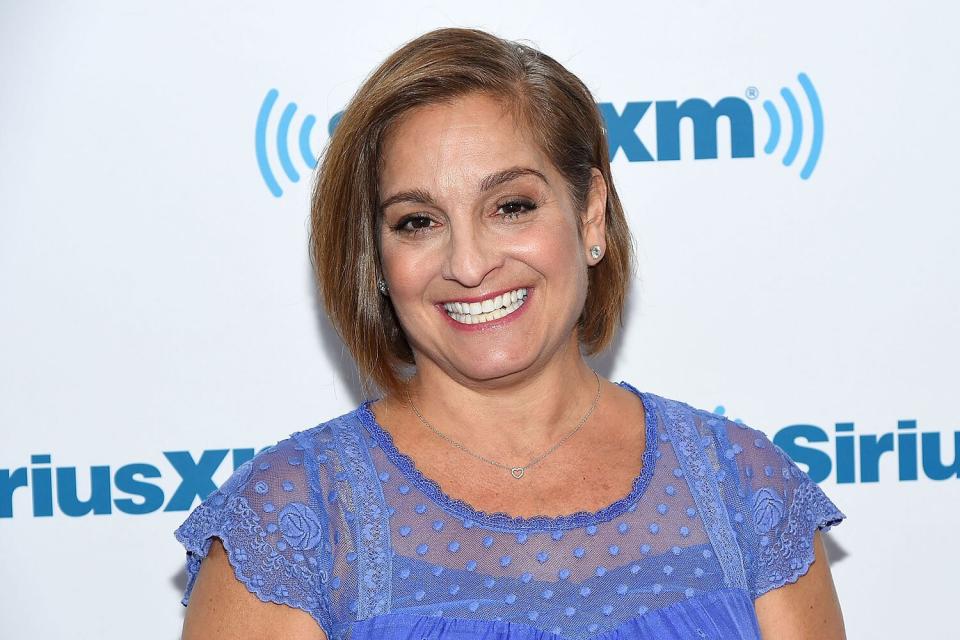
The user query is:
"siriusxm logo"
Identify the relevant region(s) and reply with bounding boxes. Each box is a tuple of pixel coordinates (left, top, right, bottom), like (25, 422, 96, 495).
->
(3, 414, 957, 518)
(255, 72, 823, 197)
(0, 448, 262, 518)
(713, 407, 960, 484)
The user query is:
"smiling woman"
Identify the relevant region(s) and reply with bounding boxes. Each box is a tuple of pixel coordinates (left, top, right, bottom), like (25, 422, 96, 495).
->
(375, 91, 611, 389)
(174, 27, 847, 640)
(309, 30, 634, 401)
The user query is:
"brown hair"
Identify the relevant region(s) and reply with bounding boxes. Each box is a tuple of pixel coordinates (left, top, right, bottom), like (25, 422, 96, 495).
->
(309, 27, 634, 399)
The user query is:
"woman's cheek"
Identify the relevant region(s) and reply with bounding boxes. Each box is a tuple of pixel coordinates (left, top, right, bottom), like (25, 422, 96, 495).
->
(510, 224, 578, 269)
(384, 246, 443, 315)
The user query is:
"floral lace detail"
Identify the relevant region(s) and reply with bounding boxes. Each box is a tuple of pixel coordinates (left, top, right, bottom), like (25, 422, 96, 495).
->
(278, 502, 327, 550)
(174, 492, 332, 630)
(356, 381, 660, 532)
(330, 415, 393, 617)
(751, 487, 785, 535)
(754, 479, 845, 597)
(661, 398, 748, 591)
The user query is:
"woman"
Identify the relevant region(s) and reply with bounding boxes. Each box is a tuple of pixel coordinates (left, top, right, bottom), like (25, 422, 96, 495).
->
(175, 27, 846, 639)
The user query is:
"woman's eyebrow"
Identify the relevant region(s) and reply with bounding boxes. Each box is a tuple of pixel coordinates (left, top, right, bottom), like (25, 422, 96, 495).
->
(378, 166, 549, 211)
(478, 166, 549, 193)
(379, 187, 436, 212)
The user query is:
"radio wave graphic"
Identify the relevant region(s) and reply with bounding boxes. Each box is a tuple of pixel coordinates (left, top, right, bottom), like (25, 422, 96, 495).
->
(761, 73, 824, 180)
(255, 89, 325, 197)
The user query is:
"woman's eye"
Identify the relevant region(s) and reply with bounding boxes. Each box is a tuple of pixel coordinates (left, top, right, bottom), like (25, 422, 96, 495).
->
(497, 199, 537, 220)
(393, 215, 436, 234)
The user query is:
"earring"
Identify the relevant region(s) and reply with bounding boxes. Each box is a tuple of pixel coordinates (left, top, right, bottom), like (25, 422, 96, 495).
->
(377, 278, 389, 295)
(590, 245, 603, 260)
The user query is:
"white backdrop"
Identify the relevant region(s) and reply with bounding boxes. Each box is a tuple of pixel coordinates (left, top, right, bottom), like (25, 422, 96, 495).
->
(1, 1, 958, 638)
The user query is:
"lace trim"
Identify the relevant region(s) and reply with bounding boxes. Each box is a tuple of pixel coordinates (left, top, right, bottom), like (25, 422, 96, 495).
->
(355, 381, 660, 531)
(754, 479, 846, 598)
(663, 398, 748, 591)
(173, 493, 333, 632)
(330, 414, 393, 618)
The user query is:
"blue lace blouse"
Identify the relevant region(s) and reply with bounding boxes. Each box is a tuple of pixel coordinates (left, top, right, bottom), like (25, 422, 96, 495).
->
(174, 383, 845, 639)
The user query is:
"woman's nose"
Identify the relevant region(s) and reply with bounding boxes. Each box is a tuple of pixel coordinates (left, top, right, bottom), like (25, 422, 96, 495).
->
(441, 223, 503, 288)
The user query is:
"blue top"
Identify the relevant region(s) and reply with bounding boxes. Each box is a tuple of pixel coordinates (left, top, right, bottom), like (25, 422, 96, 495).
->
(174, 383, 845, 639)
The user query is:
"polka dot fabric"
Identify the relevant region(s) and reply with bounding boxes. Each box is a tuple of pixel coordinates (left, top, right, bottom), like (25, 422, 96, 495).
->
(175, 384, 845, 639)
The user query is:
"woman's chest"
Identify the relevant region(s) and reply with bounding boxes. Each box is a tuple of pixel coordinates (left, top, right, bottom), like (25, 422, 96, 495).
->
(321, 482, 754, 640)
(317, 404, 757, 639)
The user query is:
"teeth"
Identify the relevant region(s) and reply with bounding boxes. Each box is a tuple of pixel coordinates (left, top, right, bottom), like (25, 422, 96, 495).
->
(442, 288, 528, 325)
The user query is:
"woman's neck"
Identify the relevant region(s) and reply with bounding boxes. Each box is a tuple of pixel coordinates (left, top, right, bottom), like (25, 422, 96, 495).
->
(396, 338, 604, 459)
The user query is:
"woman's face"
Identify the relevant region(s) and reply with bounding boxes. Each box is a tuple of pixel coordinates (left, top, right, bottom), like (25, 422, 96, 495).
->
(378, 91, 606, 385)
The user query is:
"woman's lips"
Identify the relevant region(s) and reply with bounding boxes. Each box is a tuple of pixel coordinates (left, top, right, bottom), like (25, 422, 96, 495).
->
(437, 287, 532, 331)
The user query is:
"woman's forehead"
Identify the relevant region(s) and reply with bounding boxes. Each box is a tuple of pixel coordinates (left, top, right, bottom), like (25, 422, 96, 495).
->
(379, 94, 551, 198)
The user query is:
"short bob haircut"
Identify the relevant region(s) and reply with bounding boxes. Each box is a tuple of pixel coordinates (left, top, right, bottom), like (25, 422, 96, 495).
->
(310, 27, 634, 399)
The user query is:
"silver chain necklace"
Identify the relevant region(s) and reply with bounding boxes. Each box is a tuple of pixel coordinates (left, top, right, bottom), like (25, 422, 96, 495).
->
(403, 370, 601, 479)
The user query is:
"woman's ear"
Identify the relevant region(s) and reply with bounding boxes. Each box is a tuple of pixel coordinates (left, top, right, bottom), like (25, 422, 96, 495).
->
(581, 168, 608, 265)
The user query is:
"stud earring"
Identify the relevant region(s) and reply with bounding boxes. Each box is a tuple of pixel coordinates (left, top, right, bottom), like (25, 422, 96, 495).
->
(590, 245, 603, 260)
(377, 278, 389, 295)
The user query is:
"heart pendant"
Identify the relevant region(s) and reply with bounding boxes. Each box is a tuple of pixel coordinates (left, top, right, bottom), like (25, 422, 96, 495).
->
(511, 467, 525, 479)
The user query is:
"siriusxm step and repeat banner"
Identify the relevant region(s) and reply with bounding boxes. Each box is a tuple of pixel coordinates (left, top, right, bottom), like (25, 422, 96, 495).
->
(1, 1, 957, 638)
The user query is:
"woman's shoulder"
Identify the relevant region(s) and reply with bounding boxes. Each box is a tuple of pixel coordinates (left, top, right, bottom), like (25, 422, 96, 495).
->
(637, 386, 846, 599)
(171, 406, 363, 558)
(237, 402, 373, 467)
(637, 387, 831, 514)
(171, 405, 373, 635)
(633, 386, 782, 461)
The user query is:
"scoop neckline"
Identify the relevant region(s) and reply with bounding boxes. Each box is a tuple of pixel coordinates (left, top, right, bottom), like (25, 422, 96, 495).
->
(355, 381, 660, 532)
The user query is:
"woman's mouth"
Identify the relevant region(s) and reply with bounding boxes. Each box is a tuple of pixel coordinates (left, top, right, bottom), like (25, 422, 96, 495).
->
(441, 288, 528, 325)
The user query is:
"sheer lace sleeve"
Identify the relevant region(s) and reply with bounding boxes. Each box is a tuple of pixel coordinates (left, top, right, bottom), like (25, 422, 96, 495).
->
(173, 430, 334, 632)
(713, 417, 846, 600)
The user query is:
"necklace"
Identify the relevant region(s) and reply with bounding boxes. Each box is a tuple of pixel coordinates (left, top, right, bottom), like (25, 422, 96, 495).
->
(403, 370, 602, 480)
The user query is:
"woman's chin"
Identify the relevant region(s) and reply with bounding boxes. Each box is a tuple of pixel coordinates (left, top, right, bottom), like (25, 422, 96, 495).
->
(444, 355, 538, 385)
